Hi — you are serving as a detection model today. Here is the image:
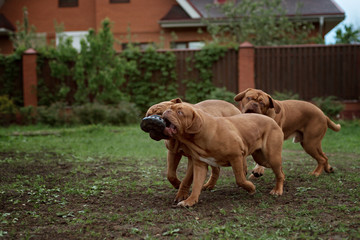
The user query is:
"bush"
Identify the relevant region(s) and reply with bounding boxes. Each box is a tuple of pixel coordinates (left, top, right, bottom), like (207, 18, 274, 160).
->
(73, 103, 108, 125)
(17, 106, 37, 125)
(106, 102, 140, 125)
(208, 87, 236, 104)
(34, 102, 140, 126)
(36, 102, 73, 126)
(311, 96, 344, 118)
(272, 90, 300, 101)
(0, 95, 16, 125)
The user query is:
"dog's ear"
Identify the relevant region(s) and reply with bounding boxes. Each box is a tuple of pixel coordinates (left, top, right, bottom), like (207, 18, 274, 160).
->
(234, 88, 252, 102)
(186, 110, 203, 134)
(268, 95, 281, 113)
(170, 98, 182, 103)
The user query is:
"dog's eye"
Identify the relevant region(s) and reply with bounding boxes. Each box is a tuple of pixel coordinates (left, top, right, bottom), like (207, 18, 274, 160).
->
(247, 97, 252, 101)
(259, 101, 265, 107)
(177, 110, 183, 115)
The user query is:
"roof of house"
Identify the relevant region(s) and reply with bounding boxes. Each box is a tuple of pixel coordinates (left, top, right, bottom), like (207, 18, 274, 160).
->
(0, 13, 15, 32)
(160, 0, 345, 28)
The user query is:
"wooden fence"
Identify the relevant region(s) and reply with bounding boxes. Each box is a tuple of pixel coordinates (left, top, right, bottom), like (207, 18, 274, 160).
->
(254, 44, 360, 100)
(6, 44, 360, 110)
(171, 49, 238, 97)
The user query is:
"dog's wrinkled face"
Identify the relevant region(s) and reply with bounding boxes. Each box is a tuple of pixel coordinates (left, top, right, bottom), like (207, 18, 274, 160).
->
(145, 98, 182, 117)
(234, 88, 280, 115)
(162, 103, 203, 137)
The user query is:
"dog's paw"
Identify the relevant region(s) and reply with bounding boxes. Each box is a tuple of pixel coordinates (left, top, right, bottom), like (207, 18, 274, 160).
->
(174, 192, 189, 203)
(309, 171, 321, 177)
(202, 183, 215, 191)
(270, 189, 283, 196)
(250, 165, 265, 179)
(177, 199, 197, 207)
(248, 172, 263, 179)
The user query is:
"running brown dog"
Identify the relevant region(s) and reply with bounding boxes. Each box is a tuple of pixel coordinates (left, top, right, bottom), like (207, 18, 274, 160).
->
(162, 103, 285, 207)
(146, 98, 241, 202)
(234, 88, 341, 177)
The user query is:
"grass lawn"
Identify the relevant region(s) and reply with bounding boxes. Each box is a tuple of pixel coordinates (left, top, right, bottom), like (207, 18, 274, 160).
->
(0, 120, 359, 239)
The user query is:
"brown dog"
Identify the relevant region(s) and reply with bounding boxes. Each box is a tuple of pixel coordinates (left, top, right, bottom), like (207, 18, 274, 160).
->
(234, 88, 341, 177)
(146, 98, 241, 202)
(162, 103, 285, 207)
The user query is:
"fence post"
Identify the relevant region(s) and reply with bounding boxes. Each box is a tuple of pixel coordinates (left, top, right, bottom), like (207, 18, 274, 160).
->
(22, 48, 38, 107)
(238, 42, 255, 93)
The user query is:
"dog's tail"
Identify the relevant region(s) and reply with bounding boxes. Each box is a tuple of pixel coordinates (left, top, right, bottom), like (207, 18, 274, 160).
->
(327, 117, 341, 132)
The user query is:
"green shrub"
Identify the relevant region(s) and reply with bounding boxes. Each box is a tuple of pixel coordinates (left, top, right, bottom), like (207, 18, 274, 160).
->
(17, 106, 37, 125)
(272, 90, 300, 101)
(73, 102, 140, 126)
(106, 102, 140, 125)
(0, 95, 16, 126)
(311, 96, 344, 118)
(36, 102, 66, 126)
(208, 87, 236, 104)
(73, 103, 108, 125)
(0, 95, 16, 114)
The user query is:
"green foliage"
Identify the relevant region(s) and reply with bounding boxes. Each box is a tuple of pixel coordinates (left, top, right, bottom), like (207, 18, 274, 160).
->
(9, 7, 45, 52)
(0, 95, 16, 126)
(37, 37, 78, 106)
(0, 53, 23, 106)
(311, 96, 344, 118)
(74, 18, 128, 104)
(17, 106, 37, 125)
(0, 95, 16, 114)
(272, 90, 300, 101)
(184, 44, 228, 103)
(203, 0, 314, 46)
(121, 45, 178, 113)
(208, 87, 236, 104)
(335, 24, 360, 44)
(35, 102, 140, 126)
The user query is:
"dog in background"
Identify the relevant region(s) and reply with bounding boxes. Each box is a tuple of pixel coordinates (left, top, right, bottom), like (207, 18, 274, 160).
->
(234, 88, 341, 177)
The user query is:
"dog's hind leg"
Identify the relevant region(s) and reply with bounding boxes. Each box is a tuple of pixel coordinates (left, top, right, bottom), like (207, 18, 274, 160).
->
(301, 140, 333, 176)
(202, 166, 220, 190)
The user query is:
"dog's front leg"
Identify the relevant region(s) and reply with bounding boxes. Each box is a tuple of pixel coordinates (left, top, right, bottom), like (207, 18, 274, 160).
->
(174, 157, 194, 203)
(167, 151, 182, 189)
(178, 159, 208, 207)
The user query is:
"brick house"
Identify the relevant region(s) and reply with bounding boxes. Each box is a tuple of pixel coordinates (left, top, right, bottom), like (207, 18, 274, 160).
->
(0, 0, 344, 54)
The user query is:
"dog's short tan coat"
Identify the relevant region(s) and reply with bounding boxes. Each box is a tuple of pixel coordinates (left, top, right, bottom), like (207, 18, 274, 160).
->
(146, 98, 241, 202)
(234, 88, 341, 177)
(162, 103, 285, 207)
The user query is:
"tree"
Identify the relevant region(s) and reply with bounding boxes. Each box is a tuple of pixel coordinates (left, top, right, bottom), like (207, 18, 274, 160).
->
(203, 0, 315, 46)
(335, 24, 360, 44)
(10, 7, 45, 52)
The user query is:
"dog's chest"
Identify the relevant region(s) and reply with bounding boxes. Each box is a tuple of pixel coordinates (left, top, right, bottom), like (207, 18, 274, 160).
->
(199, 157, 220, 167)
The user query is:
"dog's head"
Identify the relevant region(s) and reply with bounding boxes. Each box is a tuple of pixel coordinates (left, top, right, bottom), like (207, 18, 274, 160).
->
(162, 103, 203, 137)
(234, 88, 281, 115)
(145, 98, 182, 117)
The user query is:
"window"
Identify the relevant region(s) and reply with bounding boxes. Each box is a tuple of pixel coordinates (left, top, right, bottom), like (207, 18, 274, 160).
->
(56, 31, 88, 51)
(110, 0, 130, 3)
(122, 42, 155, 50)
(59, 0, 78, 8)
(171, 41, 205, 50)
